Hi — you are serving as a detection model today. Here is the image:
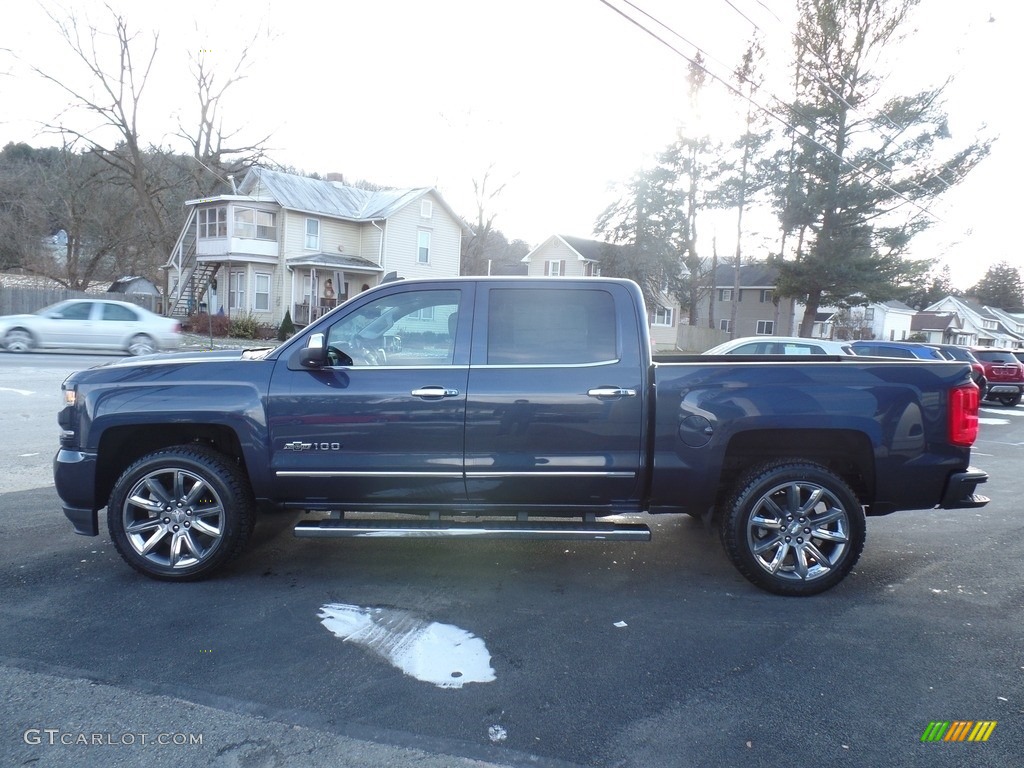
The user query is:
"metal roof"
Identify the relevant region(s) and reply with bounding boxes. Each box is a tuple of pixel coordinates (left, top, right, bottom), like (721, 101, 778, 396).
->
(285, 253, 383, 272)
(236, 168, 472, 232)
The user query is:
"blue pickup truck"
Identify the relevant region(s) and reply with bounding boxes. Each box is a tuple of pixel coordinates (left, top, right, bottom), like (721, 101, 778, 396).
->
(54, 277, 988, 595)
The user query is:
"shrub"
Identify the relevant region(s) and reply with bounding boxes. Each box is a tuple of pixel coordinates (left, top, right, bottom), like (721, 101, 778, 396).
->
(229, 312, 263, 340)
(182, 312, 232, 337)
(278, 310, 296, 341)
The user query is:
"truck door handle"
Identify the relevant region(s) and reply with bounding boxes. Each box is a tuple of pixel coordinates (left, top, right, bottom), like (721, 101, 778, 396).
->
(410, 386, 460, 399)
(587, 387, 637, 399)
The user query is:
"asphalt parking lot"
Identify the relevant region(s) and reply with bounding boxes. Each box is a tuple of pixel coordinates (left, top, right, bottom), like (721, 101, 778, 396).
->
(1, 353, 1021, 767)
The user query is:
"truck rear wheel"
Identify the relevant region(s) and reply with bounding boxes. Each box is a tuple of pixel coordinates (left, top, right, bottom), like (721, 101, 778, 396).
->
(720, 461, 866, 596)
(107, 446, 254, 581)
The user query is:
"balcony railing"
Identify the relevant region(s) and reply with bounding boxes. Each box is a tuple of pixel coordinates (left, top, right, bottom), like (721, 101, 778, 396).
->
(293, 300, 337, 326)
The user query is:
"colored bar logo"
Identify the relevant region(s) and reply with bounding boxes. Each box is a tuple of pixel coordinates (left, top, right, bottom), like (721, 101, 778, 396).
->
(921, 721, 997, 742)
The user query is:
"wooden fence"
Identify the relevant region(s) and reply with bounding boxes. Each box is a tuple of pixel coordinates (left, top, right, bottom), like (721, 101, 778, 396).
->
(0, 287, 159, 316)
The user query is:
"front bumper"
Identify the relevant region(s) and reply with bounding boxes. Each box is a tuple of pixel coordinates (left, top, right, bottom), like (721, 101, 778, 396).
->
(940, 467, 990, 509)
(53, 448, 100, 536)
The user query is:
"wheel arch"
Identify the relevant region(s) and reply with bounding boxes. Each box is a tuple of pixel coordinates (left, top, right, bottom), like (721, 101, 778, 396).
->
(714, 428, 875, 521)
(96, 424, 248, 510)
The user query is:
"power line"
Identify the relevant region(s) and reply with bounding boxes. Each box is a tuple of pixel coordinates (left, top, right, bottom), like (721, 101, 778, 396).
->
(722, 0, 956, 191)
(598, 0, 939, 221)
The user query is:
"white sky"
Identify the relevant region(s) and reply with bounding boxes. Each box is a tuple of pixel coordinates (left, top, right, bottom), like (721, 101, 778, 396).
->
(0, 0, 1017, 289)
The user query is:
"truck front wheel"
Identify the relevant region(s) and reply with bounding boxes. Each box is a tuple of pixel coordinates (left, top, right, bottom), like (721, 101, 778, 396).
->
(107, 446, 255, 581)
(720, 461, 866, 596)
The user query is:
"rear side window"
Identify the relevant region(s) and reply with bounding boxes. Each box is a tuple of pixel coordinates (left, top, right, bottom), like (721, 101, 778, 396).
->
(101, 304, 140, 321)
(487, 288, 617, 365)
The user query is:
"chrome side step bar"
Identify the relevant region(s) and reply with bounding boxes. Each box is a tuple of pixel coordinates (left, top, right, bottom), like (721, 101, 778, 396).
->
(294, 519, 651, 542)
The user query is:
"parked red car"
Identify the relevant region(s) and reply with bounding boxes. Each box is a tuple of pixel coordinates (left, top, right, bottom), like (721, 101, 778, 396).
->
(970, 347, 1024, 406)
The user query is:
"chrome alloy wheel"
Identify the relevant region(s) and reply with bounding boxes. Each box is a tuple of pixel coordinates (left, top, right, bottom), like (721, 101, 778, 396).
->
(121, 467, 226, 570)
(4, 329, 33, 352)
(745, 480, 851, 583)
(127, 334, 156, 356)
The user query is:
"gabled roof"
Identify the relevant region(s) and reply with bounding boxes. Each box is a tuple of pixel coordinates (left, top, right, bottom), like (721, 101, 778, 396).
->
(235, 168, 472, 233)
(522, 234, 630, 263)
(713, 263, 779, 288)
(911, 311, 961, 332)
(878, 299, 916, 312)
(925, 295, 1023, 344)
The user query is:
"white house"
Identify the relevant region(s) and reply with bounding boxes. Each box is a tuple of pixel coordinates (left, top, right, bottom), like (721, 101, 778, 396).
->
(926, 296, 1024, 348)
(521, 234, 682, 349)
(163, 168, 471, 325)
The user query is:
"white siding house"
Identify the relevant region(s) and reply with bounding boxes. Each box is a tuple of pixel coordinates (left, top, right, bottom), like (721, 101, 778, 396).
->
(163, 168, 471, 326)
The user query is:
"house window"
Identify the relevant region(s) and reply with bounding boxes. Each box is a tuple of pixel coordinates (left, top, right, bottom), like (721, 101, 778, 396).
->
(197, 207, 226, 238)
(305, 218, 320, 250)
(545, 260, 566, 276)
(756, 320, 775, 335)
(583, 261, 601, 277)
(417, 230, 431, 264)
(719, 289, 733, 302)
(720, 319, 732, 332)
(760, 289, 773, 303)
(864, 308, 875, 321)
(653, 306, 674, 327)
(235, 207, 277, 240)
(254, 272, 271, 311)
(420, 200, 433, 218)
(228, 270, 246, 310)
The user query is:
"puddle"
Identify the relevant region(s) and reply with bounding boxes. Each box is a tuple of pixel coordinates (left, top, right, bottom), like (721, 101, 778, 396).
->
(318, 603, 496, 689)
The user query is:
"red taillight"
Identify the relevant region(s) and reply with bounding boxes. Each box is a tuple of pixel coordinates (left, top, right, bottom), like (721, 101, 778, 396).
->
(949, 384, 979, 447)
(172, 322, 182, 333)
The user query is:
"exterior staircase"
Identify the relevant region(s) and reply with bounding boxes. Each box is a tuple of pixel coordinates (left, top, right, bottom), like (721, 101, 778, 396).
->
(164, 208, 221, 318)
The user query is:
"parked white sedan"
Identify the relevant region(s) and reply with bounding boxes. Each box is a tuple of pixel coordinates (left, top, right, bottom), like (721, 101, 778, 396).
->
(0, 299, 182, 355)
(703, 335, 854, 356)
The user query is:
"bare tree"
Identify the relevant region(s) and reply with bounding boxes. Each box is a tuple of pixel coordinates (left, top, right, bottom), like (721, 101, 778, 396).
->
(25, 4, 272, 280)
(177, 32, 273, 197)
(31, 6, 174, 257)
(461, 166, 514, 275)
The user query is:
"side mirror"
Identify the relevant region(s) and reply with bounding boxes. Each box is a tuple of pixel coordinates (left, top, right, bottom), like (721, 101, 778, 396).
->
(298, 333, 326, 369)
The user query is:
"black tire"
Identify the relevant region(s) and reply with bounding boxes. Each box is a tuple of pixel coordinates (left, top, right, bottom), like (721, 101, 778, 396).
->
(127, 333, 157, 356)
(3, 328, 35, 353)
(997, 392, 1022, 407)
(720, 460, 866, 596)
(107, 446, 255, 581)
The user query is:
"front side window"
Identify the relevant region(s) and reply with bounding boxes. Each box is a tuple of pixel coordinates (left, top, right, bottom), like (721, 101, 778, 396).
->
(417, 230, 431, 264)
(486, 288, 616, 365)
(197, 207, 227, 238)
(305, 218, 320, 250)
(51, 302, 94, 320)
(326, 289, 461, 367)
(254, 272, 271, 311)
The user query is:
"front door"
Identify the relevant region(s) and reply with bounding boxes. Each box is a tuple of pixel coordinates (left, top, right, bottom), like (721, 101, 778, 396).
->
(267, 284, 472, 509)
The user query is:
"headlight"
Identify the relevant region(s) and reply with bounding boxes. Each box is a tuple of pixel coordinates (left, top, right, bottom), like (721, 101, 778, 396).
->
(62, 386, 77, 407)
